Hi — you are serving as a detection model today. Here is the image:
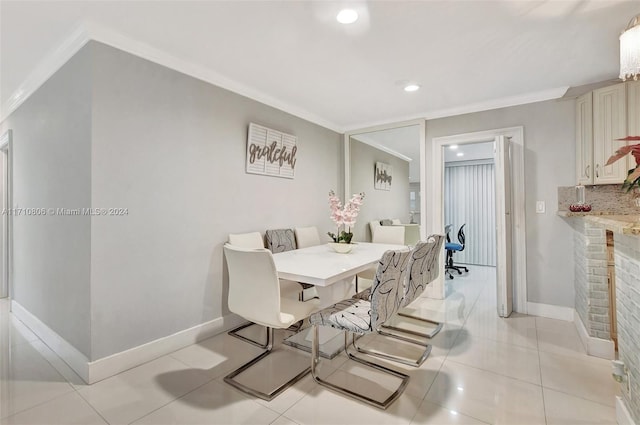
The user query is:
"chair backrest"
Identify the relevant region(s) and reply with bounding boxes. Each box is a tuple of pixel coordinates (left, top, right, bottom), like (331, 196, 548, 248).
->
(295, 226, 321, 248)
(372, 225, 405, 245)
(223, 244, 287, 328)
(457, 224, 466, 251)
(444, 224, 453, 244)
(369, 249, 411, 329)
(391, 218, 402, 225)
(265, 229, 297, 253)
(228, 232, 264, 249)
(369, 220, 382, 240)
(401, 235, 445, 307)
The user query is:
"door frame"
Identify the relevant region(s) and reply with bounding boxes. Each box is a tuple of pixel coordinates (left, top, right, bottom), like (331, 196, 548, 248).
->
(427, 127, 527, 313)
(0, 130, 13, 300)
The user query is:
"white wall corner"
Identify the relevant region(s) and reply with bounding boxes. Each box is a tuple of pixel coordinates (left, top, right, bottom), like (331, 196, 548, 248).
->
(617, 396, 638, 425)
(527, 301, 574, 321)
(574, 310, 615, 360)
(10, 300, 91, 382)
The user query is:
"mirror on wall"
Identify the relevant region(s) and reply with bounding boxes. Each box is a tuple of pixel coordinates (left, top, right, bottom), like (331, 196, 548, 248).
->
(347, 123, 421, 242)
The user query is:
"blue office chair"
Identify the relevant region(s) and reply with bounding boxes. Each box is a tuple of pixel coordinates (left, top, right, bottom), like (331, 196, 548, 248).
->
(445, 224, 469, 279)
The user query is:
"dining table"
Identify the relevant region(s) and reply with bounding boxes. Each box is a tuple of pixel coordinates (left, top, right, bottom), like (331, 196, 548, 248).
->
(272, 241, 406, 358)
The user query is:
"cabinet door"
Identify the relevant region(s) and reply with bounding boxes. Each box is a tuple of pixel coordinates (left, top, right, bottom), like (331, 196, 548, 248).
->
(628, 81, 640, 172)
(593, 83, 627, 184)
(576, 92, 593, 184)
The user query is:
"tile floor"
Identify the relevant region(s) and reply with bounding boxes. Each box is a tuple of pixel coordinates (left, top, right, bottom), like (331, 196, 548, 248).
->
(0, 266, 620, 424)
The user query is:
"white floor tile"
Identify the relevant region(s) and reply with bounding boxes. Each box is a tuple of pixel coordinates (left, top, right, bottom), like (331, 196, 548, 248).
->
(0, 341, 75, 419)
(539, 351, 618, 407)
(169, 332, 266, 379)
(446, 335, 541, 385)
(284, 385, 422, 425)
(543, 388, 616, 425)
(425, 361, 546, 425)
(1, 391, 107, 425)
(411, 399, 489, 424)
(77, 355, 212, 424)
(132, 379, 280, 425)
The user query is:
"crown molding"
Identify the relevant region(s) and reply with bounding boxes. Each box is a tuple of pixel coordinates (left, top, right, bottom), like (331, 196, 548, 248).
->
(350, 134, 413, 162)
(344, 86, 570, 132)
(1, 23, 91, 122)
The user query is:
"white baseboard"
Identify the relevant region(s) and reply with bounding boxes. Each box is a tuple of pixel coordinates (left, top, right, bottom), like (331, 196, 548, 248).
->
(574, 311, 615, 360)
(616, 396, 637, 425)
(11, 300, 91, 382)
(527, 302, 574, 321)
(87, 313, 246, 383)
(11, 300, 246, 384)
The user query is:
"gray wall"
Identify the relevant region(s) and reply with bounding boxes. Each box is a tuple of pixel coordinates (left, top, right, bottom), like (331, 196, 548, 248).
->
(349, 139, 410, 242)
(426, 99, 576, 307)
(2, 48, 93, 356)
(89, 42, 342, 359)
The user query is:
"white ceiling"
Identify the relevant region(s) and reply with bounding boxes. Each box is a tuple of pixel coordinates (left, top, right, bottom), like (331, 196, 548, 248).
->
(1, 1, 638, 131)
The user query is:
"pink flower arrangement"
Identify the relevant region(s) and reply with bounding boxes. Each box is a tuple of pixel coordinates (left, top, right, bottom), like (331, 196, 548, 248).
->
(327, 190, 365, 244)
(606, 136, 640, 191)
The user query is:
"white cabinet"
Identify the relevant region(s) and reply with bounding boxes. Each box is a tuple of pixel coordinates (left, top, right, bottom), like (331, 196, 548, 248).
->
(628, 80, 640, 139)
(576, 82, 630, 185)
(576, 92, 593, 185)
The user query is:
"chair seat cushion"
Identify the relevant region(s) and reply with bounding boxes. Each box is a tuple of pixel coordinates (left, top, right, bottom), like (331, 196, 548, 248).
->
(445, 242, 463, 251)
(279, 297, 320, 327)
(309, 298, 372, 335)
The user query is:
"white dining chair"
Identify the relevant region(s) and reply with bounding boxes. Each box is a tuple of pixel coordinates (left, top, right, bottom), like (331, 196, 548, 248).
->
(223, 244, 318, 401)
(391, 218, 402, 225)
(294, 226, 322, 248)
(355, 225, 405, 292)
(227, 231, 302, 347)
(368, 220, 381, 241)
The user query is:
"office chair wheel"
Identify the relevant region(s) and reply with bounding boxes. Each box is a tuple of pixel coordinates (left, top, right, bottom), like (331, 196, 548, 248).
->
(457, 270, 462, 275)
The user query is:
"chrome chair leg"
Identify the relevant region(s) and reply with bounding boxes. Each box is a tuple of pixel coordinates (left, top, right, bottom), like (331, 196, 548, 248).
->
(228, 322, 269, 349)
(352, 331, 432, 367)
(224, 327, 311, 401)
(310, 325, 410, 410)
(382, 313, 444, 339)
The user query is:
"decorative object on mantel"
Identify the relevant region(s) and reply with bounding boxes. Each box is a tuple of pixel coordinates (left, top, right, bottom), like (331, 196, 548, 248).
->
(374, 162, 392, 190)
(620, 14, 640, 81)
(246, 122, 297, 179)
(605, 136, 640, 192)
(558, 185, 640, 216)
(327, 190, 365, 253)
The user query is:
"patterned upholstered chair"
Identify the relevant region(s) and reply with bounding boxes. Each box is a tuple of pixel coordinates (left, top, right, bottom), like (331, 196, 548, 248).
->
(381, 235, 445, 343)
(223, 244, 317, 400)
(354, 236, 444, 367)
(308, 249, 411, 409)
(266, 229, 316, 301)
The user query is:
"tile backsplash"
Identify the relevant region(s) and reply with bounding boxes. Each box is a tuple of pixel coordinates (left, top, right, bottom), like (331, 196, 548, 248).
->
(558, 184, 640, 215)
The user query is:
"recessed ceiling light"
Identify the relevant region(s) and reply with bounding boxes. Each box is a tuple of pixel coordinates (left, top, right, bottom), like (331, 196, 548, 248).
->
(336, 9, 358, 24)
(456, 152, 464, 157)
(404, 84, 421, 92)
(449, 145, 458, 150)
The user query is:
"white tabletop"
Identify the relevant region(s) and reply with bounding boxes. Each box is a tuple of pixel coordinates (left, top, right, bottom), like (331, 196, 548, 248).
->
(272, 242, 405, 286)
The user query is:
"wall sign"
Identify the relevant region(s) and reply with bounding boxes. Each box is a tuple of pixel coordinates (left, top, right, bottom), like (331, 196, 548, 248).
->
(246, 123, 297, 179)
(374, 162, 393, 190)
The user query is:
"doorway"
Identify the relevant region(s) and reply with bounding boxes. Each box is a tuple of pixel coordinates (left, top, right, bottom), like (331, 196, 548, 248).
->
(427, 127, 526, 314)
(0, 130, 12, 300)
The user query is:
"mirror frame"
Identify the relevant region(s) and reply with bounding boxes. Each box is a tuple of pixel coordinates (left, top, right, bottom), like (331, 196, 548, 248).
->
(344, 119, 427, 240)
